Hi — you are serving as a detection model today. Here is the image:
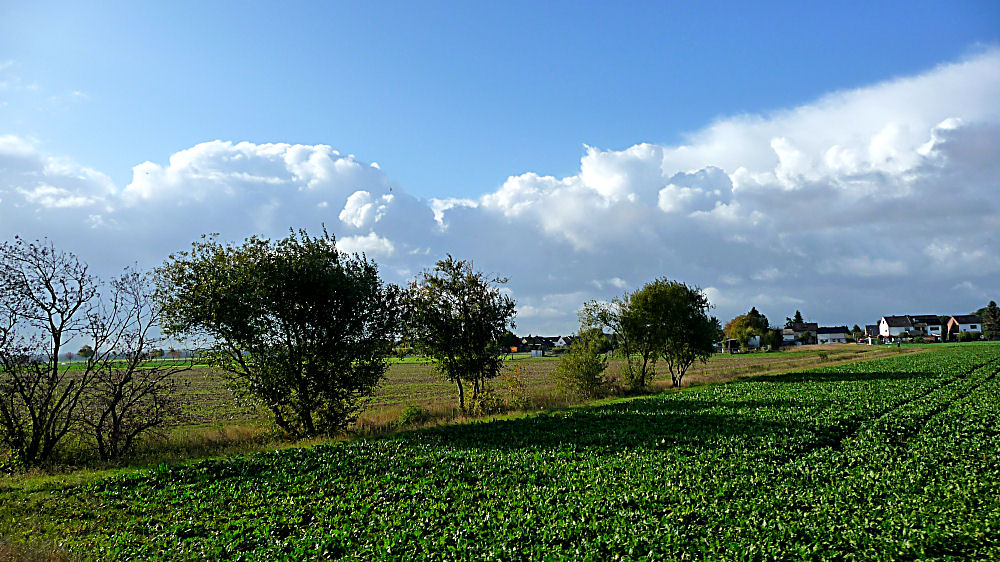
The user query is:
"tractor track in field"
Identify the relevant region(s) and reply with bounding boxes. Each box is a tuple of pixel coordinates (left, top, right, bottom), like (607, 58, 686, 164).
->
(849, 355, 1000, 449)
(882, 357, 1000, 447)
(872, 355, 1000, 424)
(773, 354, 1000, 463)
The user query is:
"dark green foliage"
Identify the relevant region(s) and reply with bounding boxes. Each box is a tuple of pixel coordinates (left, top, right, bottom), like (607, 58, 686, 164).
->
(983, 301, 1000, 340)
(397, 403, 432, 427)
(577, 327, 613, 354)
(500, 330, 520, 351)
(156, 229, 402, 437)
(762, 328, 784, 351)
(406, 256, 517, 410)
(785, 309, 805, 328)
(6, 344, 1000, 559)
(650, 281, 721, 387)
(583, 279, 720, 390)
(581, 291, 657, 390)
(554, 329, 609, 398)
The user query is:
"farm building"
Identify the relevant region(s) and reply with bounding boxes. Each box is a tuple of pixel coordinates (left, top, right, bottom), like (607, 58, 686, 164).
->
(817, 326, 849, 344)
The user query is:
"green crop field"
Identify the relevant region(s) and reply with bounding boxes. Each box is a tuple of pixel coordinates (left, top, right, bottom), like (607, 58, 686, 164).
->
(2, 342, 998, 560)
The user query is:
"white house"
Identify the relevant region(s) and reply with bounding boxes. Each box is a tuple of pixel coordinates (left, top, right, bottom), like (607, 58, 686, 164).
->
(817, 326, 849, 344)
(555, 336, 576, 348)
(879, 316, 913, 338)
(879, 314, 945, 341)
(947, 315, 982, 340)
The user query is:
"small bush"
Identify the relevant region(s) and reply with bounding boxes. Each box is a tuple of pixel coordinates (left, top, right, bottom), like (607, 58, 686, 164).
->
(554, 332, 609, 399)
(959, 331, 977, 343)
(468, 390, 506, 416)
(397, 403, 432, 427)
(818, 352, 829, 362)
(501, 365, 531, 411)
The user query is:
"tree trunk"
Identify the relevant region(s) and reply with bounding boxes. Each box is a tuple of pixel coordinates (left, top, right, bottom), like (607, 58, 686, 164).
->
(456, 378, 465, 410)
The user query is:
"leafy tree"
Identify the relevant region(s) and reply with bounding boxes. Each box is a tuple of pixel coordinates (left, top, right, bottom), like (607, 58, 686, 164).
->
(554, 328, 609, 398)
(581, 286, 661, 391)
(583, 279, 719, 390)
(78, 345, 94, 359)
(762, 328, 784, 351)
(983, 301, 1000, 341)
(785, 310, 805, 328)
(157, 230, 403, 437)
(851, 324, 863, 340)
(406, 256, 516, 410)
(725, 307, 769, 350)
(578, 327, 613, 354)
(652, 281, 721, 387)
(500, 330, 520, 352)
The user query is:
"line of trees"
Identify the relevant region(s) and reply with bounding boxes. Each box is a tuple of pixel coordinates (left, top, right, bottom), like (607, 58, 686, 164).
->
(1, 232, 521, 466)
(2, 229, 740, 467)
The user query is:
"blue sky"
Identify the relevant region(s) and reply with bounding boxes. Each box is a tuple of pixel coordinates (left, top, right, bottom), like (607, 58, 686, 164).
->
(4, 1, 998, 196)
(2, 1, 999, 334)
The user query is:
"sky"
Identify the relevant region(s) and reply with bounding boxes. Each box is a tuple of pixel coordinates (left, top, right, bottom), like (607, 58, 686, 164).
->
(2, 1, 999, 335)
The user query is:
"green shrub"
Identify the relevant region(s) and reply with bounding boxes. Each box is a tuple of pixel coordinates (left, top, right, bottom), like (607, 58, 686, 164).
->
(501, 365, 531, 411)
(554, 332, 609, 399)
(397, 404, 432, 427)
(468, 390, 506, 416)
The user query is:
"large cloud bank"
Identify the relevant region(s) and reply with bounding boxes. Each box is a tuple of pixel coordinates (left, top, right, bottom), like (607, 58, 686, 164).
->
(2, 50, 998, 333)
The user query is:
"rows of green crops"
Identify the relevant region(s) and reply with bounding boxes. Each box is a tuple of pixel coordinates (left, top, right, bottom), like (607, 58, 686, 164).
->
(3, 343, 999, 560)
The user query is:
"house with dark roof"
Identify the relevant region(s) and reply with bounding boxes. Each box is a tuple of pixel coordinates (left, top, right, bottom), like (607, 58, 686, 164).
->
(555, 336, 576, 348)
(817, 326, 849, 344)
(879, 316, 913, 339)
(947, 315, 982, 340)
(782, 322, 818, 345)
(909, 314, 944, 340)
(520, 335, 559, 353)
(879, 315, 945, 341)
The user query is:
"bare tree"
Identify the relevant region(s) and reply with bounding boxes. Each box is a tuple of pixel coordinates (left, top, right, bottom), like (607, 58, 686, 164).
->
(0, 238, 191, 465)
(80, 269, 192, 461)
(0, 238, 99, 465)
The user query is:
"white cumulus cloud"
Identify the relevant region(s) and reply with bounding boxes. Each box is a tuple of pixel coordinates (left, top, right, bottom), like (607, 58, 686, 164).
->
(2, 49, 999, 333)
